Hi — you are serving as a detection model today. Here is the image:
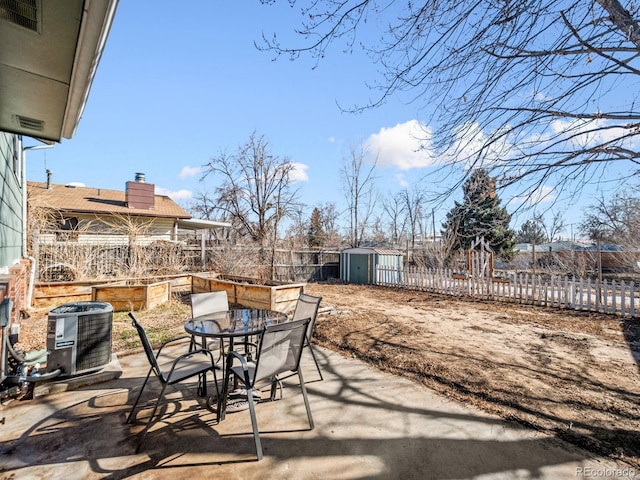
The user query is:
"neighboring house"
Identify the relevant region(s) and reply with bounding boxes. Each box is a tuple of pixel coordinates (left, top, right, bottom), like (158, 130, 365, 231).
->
(514, 243, 533, 252)
(28, 175, 194, 245)
(518, 240, 639, 273)
(0, 1, 119, 382)
(536, 240, 591, 252)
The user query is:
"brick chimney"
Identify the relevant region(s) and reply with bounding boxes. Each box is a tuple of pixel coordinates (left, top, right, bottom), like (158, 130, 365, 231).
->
(125, 173, 155, 209)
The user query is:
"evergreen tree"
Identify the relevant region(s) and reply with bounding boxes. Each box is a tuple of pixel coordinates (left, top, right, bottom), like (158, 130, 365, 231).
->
(307, 207, 325, 247)
(443, 169, 515, 260)
(515, 219, 546, 245)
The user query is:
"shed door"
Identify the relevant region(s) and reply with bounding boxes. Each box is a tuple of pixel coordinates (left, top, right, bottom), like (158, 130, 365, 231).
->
(350, 254, 370, 284)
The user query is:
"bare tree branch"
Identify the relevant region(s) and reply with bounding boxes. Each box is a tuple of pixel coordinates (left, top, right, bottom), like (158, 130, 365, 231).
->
(259, 0, 640, 205)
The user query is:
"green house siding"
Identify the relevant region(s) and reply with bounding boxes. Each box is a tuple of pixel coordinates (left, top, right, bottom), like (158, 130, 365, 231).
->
(0, 132, 23, 270)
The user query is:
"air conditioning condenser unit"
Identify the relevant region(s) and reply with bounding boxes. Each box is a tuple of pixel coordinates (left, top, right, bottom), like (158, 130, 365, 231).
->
(46, 301, 113, 376)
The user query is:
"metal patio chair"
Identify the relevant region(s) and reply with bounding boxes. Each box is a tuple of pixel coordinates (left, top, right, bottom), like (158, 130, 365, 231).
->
(190, 291, 229, 354)
(126, 313, 218, 453)
(219, 317, 314, 461)
(191, 291, 229, 318)
(291, 292, 324, 381)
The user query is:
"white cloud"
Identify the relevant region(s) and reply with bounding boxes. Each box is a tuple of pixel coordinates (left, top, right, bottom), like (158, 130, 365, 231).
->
(178, 165, 202, 179)
(328, 136, 336, 144)
(550, 117, 640, 150)
(440, 121, 515, 170)
(288, 162, 309, 182)
(528, 185, 556, 204)
(512, 185, 556, 206)
(365, 120, 434, 170)
(156, 187, 193, 201)
(395, 173, 410, 188)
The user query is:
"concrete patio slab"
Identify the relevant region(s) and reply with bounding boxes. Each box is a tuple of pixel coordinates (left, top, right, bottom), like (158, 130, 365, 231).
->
(0, 345, 635, 479)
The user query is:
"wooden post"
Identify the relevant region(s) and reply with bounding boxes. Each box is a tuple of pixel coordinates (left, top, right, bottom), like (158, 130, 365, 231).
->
(200, 231, 206, 270)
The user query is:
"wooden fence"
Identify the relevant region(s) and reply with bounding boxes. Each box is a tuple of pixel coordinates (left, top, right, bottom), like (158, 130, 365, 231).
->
(376, 265, 639, 318)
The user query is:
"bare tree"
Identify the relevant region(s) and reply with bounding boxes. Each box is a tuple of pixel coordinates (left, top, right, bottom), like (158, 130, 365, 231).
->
(259, 1, 640, 204)
(399, 187, 426, 249)
(381, 192, 407, 248)
(189, 190, 229, 242)
(534, 211, 566, 243)
(318, 202, 341, 246)
(283, 204, 308, 249)
(370, 214, 389, 245)
(201, 132, 300, 280)
(580, 190, 640, 246)
(340, 144, 378, 247)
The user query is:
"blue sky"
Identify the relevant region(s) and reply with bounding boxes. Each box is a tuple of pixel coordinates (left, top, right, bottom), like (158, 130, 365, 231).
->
(26, 3, 416, 217)
(23, 1, 630, 238)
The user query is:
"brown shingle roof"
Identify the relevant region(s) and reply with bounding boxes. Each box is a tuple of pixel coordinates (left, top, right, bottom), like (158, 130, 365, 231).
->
(27, 181, 190, 219)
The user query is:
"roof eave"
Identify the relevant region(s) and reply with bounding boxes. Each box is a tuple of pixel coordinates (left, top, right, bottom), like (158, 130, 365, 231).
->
(177, 218, 232, 230)
(61, 0, 119, 139)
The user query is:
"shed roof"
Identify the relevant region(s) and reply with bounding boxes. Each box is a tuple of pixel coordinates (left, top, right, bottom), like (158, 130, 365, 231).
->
(342, 247, 404, 255)
(28, 181, 190, 219)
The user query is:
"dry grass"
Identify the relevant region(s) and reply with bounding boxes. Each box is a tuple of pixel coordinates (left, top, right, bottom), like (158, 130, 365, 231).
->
(16, 291, 193, 354)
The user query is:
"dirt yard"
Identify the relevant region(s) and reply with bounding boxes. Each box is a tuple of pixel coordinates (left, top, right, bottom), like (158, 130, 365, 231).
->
(15, 282, 640, 468)
(304, 283, 640, 470)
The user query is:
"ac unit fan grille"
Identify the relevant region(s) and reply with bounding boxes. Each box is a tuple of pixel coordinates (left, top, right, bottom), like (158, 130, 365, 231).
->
(76, 312, 112, 372)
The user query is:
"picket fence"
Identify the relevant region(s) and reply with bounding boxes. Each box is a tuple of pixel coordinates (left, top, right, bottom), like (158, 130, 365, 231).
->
(376, 265, 639, 318)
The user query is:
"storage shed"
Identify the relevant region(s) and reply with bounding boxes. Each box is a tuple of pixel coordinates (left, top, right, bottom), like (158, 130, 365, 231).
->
(340, 247, 404, 285)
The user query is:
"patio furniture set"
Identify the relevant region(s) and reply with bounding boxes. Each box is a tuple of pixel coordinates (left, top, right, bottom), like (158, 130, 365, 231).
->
(126, 291, 323, 461)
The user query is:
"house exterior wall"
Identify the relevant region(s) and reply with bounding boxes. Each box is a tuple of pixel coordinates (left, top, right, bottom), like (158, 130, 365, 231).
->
(0, 132, 22, 270)
(0, 132, 28, 333)
(36, 214, 177, 245)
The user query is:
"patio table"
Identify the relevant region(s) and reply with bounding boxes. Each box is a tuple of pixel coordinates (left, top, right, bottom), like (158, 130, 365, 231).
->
(184, 308, 289, 419)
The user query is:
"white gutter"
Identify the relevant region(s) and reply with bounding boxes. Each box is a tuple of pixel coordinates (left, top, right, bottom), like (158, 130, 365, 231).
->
(62, 0, 119, 139)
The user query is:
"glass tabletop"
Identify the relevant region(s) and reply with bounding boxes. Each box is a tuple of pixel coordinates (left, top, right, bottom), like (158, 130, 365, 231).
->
(184, 308, 289, 338)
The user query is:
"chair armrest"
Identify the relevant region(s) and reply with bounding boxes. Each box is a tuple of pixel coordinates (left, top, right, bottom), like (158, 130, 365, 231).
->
(227, 350, 249, 369)
(226, 350, 253, 386)
(180, 348, 215, 361)
(165, 348, 217, 379)
(156, 335, 192, 356)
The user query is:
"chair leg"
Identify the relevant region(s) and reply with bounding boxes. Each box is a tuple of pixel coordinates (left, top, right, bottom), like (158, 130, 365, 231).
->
(246, 387, 263, 461)
(269, 377, 284, 401)
(197, 370, 208, 397)
(127, 367, 154, 424)
(217, 361, 233, 423)
(136, 383, 169, 453)
(297, 369, 314, 430)
(306, 343, 324, 381)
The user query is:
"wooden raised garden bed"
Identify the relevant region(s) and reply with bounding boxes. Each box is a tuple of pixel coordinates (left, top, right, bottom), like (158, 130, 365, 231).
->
(91, 279, 170, 312)
(192, 273, 306, 313)
(33, 274, 190, 310)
